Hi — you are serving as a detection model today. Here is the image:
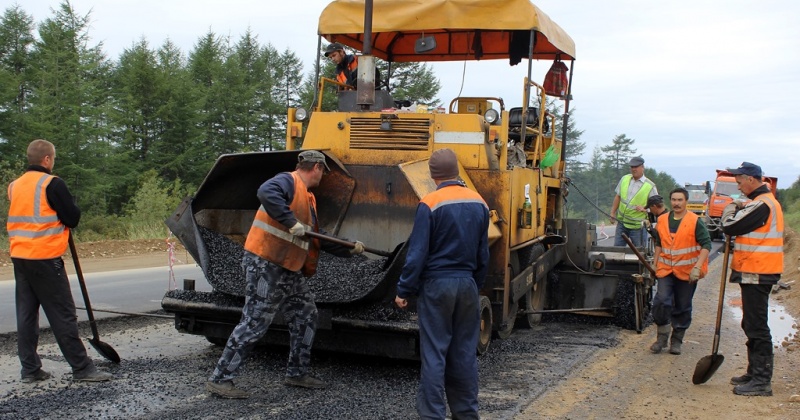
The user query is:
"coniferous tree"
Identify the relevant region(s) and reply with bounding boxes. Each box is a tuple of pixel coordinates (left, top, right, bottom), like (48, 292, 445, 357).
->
(27, 1, 113, 214)
(0, 5, 36, 157)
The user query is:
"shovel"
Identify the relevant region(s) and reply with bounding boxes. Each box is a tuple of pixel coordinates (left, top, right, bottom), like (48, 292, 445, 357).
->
(692, 234, 731, 384)
(304, 231, 393, 258)
(68, 233, 121, 364)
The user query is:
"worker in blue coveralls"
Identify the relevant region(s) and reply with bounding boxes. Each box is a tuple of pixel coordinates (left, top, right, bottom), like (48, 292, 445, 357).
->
(395, 148, 490, 420)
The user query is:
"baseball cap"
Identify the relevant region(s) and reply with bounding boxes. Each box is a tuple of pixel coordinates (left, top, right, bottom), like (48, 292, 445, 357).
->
(324, 43, 345, 57)
(298, 150, 330, 172)
(628, 156, 644, 167)
(727, 162, 762, 177)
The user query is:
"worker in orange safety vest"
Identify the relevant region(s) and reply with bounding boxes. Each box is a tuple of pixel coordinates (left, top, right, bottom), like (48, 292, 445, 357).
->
(649, 187, 711, 356)
(7, 139, 113, 383)
(721, 161, 784, 397)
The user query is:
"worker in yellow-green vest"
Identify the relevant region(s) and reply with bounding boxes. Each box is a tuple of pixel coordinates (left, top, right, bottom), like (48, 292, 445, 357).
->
(610, 156, 659, 247)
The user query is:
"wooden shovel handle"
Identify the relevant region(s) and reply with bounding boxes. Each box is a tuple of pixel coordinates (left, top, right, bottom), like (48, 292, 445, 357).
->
(304, 230, 393, 257)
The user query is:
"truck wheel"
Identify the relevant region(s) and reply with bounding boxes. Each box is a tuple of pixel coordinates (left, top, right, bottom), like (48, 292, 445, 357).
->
(477, 296, 492, 355)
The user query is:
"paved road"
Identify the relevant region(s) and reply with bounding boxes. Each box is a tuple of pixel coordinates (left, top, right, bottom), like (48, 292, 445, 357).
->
(0, 264, 208, 334)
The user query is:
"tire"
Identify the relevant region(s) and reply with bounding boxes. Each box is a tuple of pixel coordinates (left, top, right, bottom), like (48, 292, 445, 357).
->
(518, 244, 546, 328)
(477, 296, 492, 355)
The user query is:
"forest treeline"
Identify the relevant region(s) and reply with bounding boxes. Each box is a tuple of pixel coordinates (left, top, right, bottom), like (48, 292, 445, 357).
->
(1, 2, 799, 244)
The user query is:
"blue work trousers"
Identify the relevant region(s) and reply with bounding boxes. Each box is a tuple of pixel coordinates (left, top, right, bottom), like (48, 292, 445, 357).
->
(417, 276, 480, 420)
(613, 223, 646, 247)
(652, 274, 698, 330)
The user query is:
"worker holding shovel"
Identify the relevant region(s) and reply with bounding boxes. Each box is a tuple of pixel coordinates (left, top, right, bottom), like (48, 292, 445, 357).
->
(721, 162, 784, 397)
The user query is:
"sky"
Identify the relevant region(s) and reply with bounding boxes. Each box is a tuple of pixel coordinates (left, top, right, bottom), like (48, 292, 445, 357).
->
(16, 0, 800, 189)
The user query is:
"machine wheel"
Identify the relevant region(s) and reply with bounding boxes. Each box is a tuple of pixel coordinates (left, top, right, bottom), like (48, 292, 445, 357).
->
(494, 301, 517, 339)
(206, 336, 227, 346)
(518, 244, 546, 328)
(477, 296, 493, 355)
(613, 277, 653, 330)
(523, 273, 548, 327)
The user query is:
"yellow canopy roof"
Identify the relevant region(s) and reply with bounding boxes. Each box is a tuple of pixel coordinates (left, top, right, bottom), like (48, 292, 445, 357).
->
(318, 0, 576, 63)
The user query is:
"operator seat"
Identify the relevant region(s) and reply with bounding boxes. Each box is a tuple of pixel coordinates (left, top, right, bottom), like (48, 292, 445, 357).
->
(507, 107, 550, 148)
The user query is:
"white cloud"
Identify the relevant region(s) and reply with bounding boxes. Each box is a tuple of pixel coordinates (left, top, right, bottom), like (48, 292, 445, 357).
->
(15, 0, 800, 188)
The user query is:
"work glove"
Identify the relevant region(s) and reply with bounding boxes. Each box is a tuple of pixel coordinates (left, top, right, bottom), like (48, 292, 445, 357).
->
(289, 222, 305, 237)
(350, 241, 365, 255)
(643, 220, 652, 230)
(689, 267, 701, 282)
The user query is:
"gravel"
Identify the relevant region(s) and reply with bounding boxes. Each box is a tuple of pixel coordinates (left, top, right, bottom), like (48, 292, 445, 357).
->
(0, 314, 620, 419)
(197, 227, 394, 303)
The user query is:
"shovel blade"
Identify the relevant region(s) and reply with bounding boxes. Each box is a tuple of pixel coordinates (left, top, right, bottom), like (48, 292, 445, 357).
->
(89, 338, 121, 364)
(692, 353, 724, 384)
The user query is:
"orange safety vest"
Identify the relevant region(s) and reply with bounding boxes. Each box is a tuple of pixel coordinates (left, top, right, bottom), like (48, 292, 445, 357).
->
(655, 211, 708, 281)
(336, 55, 358, 86)
(732, 193, 784, 274)
(243, 171, 320, 276)
(7, 171, 69, 259)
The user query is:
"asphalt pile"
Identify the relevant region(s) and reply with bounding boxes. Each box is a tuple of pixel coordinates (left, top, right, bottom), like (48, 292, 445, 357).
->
(0, 314, 620, 419)
(197, 226, 392, 303)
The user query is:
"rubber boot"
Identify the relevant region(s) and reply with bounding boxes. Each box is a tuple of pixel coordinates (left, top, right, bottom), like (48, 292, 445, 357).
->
(669, 328, 686, 355)
(733, 355, 773, 397)
(650, 325, 670, 353)
(731, 347, 753, 385)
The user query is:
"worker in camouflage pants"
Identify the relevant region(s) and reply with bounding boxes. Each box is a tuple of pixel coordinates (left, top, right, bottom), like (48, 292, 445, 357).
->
(205, 151, 364, 399)
(210, 254, 317, 383)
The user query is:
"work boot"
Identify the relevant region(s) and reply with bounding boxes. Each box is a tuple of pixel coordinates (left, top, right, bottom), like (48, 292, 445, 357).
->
(73, 370, 113, 382)
(731, 348, 753, 385)
(650, 325, 670, 353)
(206, 380, 250, 399)
(669, 328, 686, 355)
(733, 355, 773, 397)
(21, 369, 52, 383)
(284, 374, 327, 389)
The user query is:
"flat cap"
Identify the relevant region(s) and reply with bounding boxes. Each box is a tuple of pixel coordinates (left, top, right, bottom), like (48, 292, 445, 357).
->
(646, 195, 663, 208)
(324, 42, 345, 57)
(727, 161, 762, 178)
(298, 150, 330, 172)
(628, 156, 644, 167)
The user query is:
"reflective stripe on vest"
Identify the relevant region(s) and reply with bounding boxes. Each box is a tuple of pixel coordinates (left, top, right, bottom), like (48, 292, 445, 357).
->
(7, 171, 68, 259)
(655, 211, 708, 281)
(618, 174, 654, 229)
(732, 193, 784, 274)
(243, 171, 320, 276)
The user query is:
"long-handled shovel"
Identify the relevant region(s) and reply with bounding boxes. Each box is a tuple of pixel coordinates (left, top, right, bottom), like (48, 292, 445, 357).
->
(692, 235, 732, 384)
(68, 233, 121, 364)
(304, 231, 393, 258)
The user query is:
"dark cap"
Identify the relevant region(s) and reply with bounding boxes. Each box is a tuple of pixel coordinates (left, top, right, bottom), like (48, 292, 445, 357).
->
(324, 42, 345, 57)
(628, 156, 644, 167)
(429, 148, 459, 180)
(646, 195, 663, 208)
(727, 161, 762, 178)
(298, 150, 330, 172)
